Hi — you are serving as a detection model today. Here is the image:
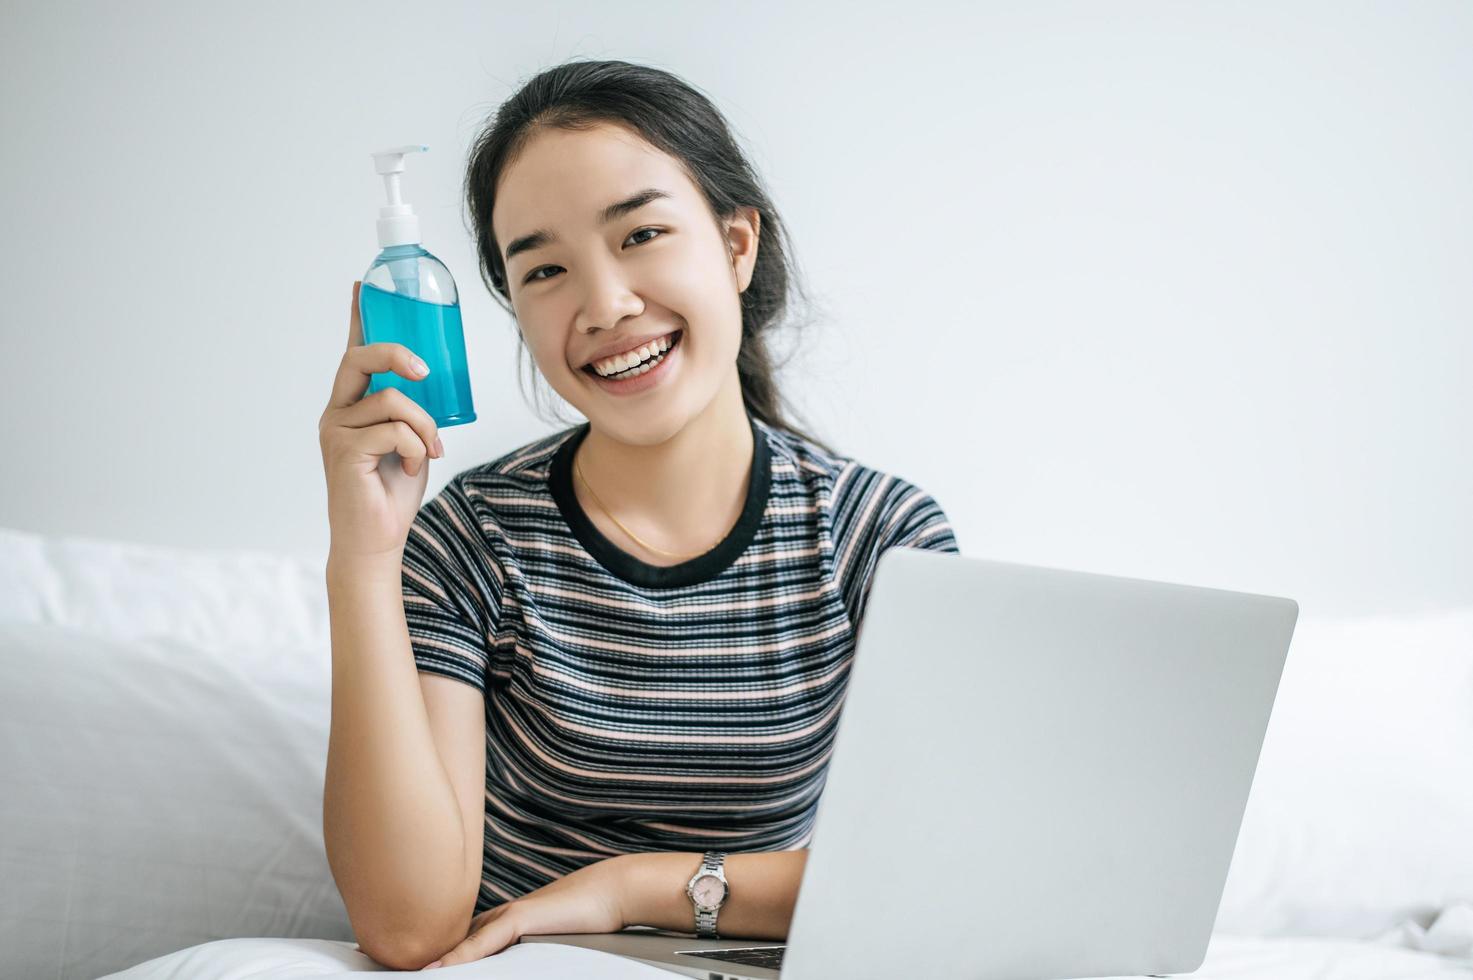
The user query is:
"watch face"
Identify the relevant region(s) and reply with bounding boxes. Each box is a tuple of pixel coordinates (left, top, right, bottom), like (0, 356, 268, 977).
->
(692, 873, 725, 907)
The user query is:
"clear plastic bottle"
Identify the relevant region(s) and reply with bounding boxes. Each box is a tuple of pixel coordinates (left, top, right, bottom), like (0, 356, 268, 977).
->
(359, 145, 476, 428)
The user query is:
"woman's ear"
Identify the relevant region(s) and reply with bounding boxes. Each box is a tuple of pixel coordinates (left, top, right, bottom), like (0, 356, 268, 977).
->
(725, 207, 761, 293)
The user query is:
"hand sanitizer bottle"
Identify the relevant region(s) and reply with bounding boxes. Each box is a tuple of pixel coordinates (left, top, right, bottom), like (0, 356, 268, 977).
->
(359, 144, 476, 427)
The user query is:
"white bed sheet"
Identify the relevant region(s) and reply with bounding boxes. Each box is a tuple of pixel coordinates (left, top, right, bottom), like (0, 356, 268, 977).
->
(98, 927, 1473, 980)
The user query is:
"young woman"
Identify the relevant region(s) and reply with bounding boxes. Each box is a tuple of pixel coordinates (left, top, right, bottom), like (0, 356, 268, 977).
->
(319, 59, 958, 971)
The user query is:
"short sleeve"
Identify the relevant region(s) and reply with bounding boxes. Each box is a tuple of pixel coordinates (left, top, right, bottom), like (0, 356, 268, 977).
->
(400, 480, 501, 693)
(839, 474, 960, 631)
(877, 485, 959, 556)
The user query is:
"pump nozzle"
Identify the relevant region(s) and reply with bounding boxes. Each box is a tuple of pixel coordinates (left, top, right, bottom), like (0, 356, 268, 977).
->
(371, 144, 428, 248)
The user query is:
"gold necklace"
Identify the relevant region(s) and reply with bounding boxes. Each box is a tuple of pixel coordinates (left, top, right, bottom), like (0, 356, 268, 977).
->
(575, 453, 715, 561)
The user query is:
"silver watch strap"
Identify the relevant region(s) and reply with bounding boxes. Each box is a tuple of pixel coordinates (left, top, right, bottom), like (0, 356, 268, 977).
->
(694, 850, 726, 938)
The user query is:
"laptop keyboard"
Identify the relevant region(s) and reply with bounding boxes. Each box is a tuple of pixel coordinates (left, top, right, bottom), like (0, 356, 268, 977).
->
(675, 945, 787, 970)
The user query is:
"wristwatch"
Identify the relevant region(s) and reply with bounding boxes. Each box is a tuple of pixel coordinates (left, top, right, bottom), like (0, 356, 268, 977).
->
(685, 851, 729, 938)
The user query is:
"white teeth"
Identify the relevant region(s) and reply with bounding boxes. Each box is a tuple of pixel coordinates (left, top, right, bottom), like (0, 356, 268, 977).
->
(602, 345, 668, 381)
(592, 332, 676, 376)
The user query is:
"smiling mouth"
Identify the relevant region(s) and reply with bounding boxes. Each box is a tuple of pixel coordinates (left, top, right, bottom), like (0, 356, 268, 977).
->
(582, 329, 683, 379)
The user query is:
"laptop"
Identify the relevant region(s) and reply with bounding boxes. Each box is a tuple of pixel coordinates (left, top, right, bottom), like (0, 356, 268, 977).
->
(521, 548, 1299, 979)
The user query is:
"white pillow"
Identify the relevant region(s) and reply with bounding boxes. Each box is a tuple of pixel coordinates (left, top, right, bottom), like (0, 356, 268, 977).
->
(0, 622, 350, 980)
(0, 525, 329, 658)
(1215, 607, 1473, 939)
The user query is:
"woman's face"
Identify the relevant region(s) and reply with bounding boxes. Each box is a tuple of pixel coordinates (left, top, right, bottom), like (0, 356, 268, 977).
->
(492, 121, 759, 447)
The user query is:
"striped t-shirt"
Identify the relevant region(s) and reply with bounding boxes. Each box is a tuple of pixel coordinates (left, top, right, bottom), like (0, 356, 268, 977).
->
(400, 411, 959, 913)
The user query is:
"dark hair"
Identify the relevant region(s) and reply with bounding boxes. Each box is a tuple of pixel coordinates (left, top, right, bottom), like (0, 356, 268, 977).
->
(462, 58, 835, 455)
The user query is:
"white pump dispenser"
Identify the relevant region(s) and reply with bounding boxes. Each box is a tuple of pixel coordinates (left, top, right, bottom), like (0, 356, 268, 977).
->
(372, 144, 427, 247)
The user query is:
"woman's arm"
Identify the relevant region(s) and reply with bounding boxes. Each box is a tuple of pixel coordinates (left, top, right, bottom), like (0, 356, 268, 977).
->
(613, 850, 809, 941)
(322, 555, 482, 969)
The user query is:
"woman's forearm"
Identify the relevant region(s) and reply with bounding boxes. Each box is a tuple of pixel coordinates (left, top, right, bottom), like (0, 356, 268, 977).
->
(612, 850, 809, 941)
(322, 554, 477, 967)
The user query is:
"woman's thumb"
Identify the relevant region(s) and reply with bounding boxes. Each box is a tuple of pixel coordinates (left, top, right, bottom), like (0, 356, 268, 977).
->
(347, 280, 364, 349)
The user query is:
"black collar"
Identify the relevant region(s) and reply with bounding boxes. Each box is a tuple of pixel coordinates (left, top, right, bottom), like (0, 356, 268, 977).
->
(548, 413, 772, 589)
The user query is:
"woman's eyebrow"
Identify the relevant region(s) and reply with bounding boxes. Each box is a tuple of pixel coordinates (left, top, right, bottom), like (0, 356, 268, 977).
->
(504, 188, 672, 264)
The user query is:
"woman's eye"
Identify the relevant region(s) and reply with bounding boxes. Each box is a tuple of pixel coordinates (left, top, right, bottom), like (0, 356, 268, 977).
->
(522, 227, 664, 284)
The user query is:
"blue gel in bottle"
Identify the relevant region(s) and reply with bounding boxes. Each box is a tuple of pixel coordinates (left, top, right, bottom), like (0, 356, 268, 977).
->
(360, 145, 476, 428)
(359, 249, 475, 427)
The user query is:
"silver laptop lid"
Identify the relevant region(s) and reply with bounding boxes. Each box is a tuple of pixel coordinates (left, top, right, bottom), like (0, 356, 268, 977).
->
(781, 549, 1298, 980)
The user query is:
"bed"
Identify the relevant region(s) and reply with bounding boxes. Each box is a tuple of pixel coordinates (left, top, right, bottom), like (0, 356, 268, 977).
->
(1, 524, 1469, 979)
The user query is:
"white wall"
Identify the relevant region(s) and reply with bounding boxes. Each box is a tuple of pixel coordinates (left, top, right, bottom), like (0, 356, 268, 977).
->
(1, 0, 1467, 617)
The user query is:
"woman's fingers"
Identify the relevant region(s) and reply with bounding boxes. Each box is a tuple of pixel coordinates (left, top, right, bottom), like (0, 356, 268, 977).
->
(326, 284, 433, 414)
(355, 418, 431, 477)
(334, 387, 442, 465)
(327, 342, 431, 412)
(425, 906, 522, 968)
(319, 280, 441, 477)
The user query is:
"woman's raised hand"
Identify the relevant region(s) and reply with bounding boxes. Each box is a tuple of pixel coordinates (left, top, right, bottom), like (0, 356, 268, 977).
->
(319, 280, 444, 561)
